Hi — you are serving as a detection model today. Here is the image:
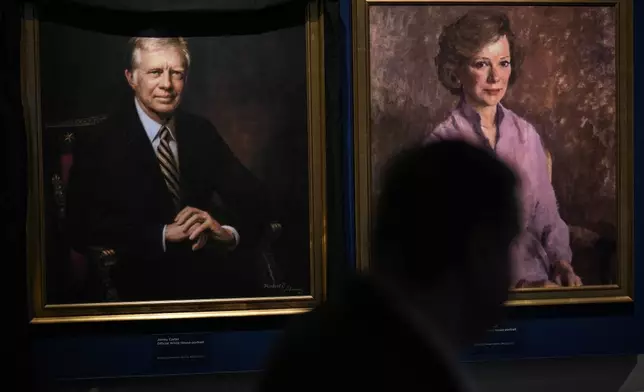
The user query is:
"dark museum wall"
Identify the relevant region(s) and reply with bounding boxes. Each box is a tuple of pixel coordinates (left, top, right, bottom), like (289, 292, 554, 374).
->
(46, 355, 644, 392)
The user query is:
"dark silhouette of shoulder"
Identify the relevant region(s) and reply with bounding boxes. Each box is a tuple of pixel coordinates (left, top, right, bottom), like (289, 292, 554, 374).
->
(259, 274, 465, 391)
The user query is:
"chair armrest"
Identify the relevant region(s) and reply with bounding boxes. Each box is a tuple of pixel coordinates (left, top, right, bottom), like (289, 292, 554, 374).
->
(86, 247, 120, 301)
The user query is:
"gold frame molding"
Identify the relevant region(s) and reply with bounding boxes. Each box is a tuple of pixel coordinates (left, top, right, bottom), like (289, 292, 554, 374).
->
(352, 0, 634, 306)
(22, 0, 327, 323)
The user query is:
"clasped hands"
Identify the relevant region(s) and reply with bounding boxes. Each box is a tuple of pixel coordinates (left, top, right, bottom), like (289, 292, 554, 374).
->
(164, 206, 235, 251)
(517, 260, 583, 288)
(550, 260, 583, 287)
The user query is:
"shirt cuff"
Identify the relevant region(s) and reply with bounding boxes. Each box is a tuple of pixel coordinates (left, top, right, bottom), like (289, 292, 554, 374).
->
(221, 225, 239, 250)
(162, 225, 167, 252)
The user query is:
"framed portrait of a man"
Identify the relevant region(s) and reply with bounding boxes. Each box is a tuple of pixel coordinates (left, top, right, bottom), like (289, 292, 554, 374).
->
(23, 1, 327, 322)
(352, 0, 634, 305)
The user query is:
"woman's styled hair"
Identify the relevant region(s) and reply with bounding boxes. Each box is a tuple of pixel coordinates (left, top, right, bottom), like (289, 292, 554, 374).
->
(435, 9, 524, 95)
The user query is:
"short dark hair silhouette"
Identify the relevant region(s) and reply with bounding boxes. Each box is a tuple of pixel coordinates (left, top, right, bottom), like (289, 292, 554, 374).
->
(372, 140, 519, 286)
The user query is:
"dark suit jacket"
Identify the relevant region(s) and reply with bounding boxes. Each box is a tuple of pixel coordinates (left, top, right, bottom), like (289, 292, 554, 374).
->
(258, 273, 473, 392)
(66, 100, 273, 300)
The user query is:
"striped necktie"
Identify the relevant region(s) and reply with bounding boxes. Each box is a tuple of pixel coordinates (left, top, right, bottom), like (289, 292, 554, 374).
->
(156, 125, 181, 209)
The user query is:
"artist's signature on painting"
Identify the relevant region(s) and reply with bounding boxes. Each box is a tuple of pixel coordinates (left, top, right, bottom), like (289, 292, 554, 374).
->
(263, 282, 304, 295)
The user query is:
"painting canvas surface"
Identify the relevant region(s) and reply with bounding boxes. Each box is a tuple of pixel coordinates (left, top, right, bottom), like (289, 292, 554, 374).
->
(39, 22, 311, 304)
(369, 5, 617, 288)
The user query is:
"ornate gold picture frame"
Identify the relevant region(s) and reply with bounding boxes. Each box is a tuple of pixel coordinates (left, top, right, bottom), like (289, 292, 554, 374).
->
(22, 0, 326, 323)
(352, 0, 633, 306)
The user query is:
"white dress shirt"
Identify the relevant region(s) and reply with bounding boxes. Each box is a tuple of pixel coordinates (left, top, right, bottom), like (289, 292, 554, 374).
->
(134, 98, 240, 251)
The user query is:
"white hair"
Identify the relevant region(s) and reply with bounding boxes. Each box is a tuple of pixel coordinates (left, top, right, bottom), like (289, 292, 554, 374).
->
(128, 37, 191, 71)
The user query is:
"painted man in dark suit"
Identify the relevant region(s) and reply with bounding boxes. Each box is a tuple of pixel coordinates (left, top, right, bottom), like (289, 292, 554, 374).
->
(66, 37, 272, 301)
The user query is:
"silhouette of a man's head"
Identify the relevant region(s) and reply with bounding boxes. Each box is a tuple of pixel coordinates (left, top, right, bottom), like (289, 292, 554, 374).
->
(373, 140, 520, 334)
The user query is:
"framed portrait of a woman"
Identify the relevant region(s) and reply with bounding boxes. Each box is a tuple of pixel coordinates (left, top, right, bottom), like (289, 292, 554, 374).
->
(352, 0, 634, 305)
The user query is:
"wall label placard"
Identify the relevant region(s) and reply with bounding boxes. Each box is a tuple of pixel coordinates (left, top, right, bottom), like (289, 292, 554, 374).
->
(153, 333, 210, 369)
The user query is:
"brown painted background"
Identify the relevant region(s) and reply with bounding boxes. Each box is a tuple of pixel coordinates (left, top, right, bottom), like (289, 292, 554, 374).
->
(39, 22, 311, 302)
(369, 5, 618, 285)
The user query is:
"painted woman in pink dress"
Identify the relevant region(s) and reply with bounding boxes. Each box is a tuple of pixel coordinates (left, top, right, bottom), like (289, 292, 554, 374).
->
(426, 9, 583, 288)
